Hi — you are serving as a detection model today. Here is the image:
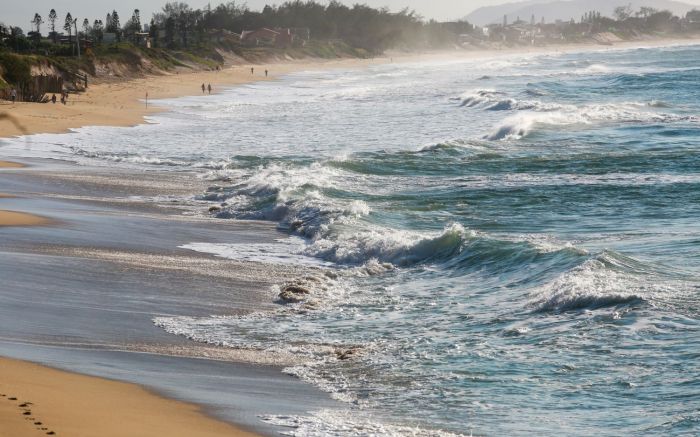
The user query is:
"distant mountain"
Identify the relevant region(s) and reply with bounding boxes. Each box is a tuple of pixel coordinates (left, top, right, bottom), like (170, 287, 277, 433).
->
(466, 0, 696, 25)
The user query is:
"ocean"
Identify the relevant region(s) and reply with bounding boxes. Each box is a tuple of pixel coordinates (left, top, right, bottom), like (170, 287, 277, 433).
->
(6, 44, 700, 436)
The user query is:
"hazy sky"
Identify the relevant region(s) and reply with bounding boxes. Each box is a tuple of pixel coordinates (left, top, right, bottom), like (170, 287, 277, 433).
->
(6, 0, 700, 31)
(6, 0, 506, 31)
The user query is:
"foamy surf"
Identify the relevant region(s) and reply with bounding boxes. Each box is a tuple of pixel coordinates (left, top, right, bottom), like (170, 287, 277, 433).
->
(6, 43, 700, 436)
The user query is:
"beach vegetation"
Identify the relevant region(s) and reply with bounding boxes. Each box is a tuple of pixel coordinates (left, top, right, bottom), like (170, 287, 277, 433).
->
(0, 2, 699, 99)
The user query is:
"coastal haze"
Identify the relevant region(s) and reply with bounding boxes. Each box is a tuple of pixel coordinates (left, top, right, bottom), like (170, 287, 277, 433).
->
(7, 0, 470, 29)
(7, 0, 700, 29)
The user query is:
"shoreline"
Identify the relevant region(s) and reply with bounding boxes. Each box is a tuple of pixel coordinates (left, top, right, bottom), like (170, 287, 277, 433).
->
(0, 37, 698, 436)
(0, 159, 335, 436)
(0, 210, 51, 227)
(1, 36, 699, 140)
(0, 356, 258, 437)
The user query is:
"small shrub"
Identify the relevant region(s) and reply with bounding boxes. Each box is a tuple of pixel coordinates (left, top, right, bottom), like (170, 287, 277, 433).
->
(0, 52, 31, 86)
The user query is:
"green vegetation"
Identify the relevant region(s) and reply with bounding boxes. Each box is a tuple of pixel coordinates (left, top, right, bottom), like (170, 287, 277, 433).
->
(0, 53, 32, 86)
(1, 1, 699, 98)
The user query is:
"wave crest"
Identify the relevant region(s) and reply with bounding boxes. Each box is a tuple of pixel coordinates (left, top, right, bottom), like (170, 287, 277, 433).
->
(530, 252, 648, 312)
(305, 223, 470, 267)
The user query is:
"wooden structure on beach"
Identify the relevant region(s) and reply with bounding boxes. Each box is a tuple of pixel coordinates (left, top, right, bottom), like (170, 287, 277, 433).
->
(1, 75, 64, 102)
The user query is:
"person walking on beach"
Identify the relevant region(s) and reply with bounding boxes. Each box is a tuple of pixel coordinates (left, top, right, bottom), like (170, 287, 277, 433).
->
(250, 67, 254, 75)
(265, 69, 268, 77)
(207, 84, 212, 94)
(51, 94, 57, 104)
(10, 88, 17, 103)
(201, 83, 206, 94)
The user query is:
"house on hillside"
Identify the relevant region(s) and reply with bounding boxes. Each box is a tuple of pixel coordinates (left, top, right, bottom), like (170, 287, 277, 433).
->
(241, 28, 280, 46)
(206, 29, 241, 44)
(240, 27, 307, 48)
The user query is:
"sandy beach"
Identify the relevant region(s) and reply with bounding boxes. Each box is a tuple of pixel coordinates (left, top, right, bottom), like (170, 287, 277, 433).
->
(0, 57, 383, 138)
(0, 159, 334, 436)
(0, 356, 258, 437)
(1, 37, 699, 139)
(0, 210, 50, 227)
(1, 37, 699, 436)
(0, 161, 25, 168)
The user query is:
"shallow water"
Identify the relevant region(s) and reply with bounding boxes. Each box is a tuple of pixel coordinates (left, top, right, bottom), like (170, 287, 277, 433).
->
(5, 44, 700, 435)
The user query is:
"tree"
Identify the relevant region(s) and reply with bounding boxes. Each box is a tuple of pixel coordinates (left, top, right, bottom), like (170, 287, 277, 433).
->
(64, 12, 73, 46)
(111, 10, 121, 41)
(647, 10, 673, 30)
(154, 2, 193, 46)
(637, 7, 658, 18)
(48, 9, 57, 41)
(132, 9, 141, 30)
(92, 19, 104, 44)
(149, 18, 159, 47)
(48, 9, 57, 32)
(164, 16, 175, 46)
(614, 4, 633, 21)
(124, 9, 142, 42)
(687, 9, 700, 23)
(32, 13, 44, 34)
(82, 18, 90, 36)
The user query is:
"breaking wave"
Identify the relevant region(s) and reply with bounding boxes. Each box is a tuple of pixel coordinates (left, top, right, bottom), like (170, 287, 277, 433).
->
(529, 251, 652, 312)
(484, 103, 697, 140)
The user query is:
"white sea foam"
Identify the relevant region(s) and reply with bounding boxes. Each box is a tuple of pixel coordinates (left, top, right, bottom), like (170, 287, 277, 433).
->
(260, 409, 469, 437)
(305, 223, 470, 267)
(529, 255, 646, 312)
(486, 111, 583, 140)
(180, 238, 333, 266)
(485, 103, 697, 140)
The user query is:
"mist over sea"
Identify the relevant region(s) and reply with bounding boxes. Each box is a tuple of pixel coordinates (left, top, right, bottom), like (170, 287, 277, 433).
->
(8, 44, 700, 435)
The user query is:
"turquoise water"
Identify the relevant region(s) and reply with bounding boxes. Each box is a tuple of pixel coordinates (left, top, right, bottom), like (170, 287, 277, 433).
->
(10, 45, 700, 435)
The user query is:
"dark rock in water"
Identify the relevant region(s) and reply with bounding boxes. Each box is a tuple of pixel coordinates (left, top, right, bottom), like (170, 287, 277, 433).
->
(284, 285, 311, 295)
(335, 348, 358, 360)
(324, 271, 339, 280)
(279, 290, 305, 303)
(303, 300, 319, 310)
(208, 205, 221, 212)
(278, 283, 314, 303)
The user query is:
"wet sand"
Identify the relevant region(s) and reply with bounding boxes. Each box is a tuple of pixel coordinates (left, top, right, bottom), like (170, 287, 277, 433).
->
(1, 37, 699, 140)
(1, 38, 698, 435)
(0, 160, 337, 436)
(0, 163, 51, 227)
(0, 57, 386, 138)
(0, 356, 258, 437)
(0, 210, 50, 227)
(0, 160, 24, 168)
